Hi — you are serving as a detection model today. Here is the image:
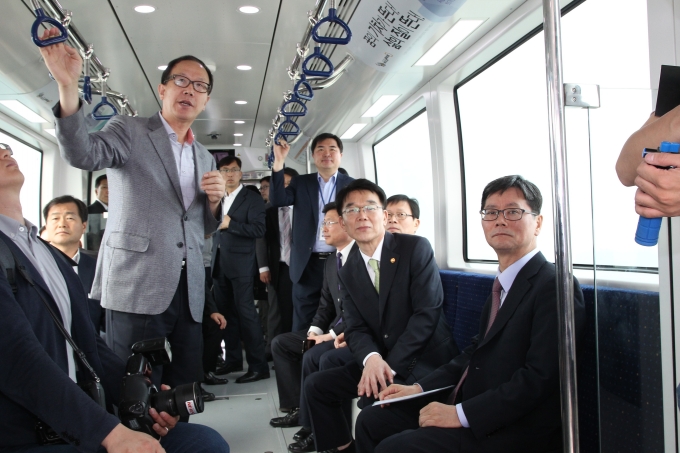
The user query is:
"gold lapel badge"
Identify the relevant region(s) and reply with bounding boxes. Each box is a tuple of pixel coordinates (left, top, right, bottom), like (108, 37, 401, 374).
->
(390, 258, 396, 263)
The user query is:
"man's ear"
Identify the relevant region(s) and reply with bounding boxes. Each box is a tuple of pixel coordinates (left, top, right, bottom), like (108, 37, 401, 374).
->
(158, 83, 165, 100)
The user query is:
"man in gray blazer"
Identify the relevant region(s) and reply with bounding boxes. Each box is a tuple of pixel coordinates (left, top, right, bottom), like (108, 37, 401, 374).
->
(40, 39, 226, 388)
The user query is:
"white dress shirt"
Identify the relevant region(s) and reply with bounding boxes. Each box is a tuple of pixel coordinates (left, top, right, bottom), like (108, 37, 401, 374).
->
(159, 112, 196, 211)
(313, 172, 338, 253)
(222, 184, 244, 216)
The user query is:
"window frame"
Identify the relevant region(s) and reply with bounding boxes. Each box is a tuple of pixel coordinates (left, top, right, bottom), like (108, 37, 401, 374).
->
(372, 107, 427, 184)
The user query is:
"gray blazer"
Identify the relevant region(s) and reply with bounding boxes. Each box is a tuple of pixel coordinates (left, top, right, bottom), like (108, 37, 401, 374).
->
(54, 105, 220, 322)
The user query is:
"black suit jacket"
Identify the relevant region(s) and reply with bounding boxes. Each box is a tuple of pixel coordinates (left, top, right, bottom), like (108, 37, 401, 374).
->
(417, 252, 586, 450)
(310, 250, 345, 334)
(340, 233, 457, 383)
(269, 170, 353, 283)
(263, 205, 283, 287)
(87, 200, 107, 214)
(211, 186, 266, 279)
(77, 250, 105, 333)
(0, 232, 124, 451)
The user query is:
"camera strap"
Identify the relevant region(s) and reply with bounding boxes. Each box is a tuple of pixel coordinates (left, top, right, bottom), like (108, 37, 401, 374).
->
(0, 236, 101, 383)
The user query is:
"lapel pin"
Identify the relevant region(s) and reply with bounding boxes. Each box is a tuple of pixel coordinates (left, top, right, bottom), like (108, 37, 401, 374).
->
(390, 258, 396, 263)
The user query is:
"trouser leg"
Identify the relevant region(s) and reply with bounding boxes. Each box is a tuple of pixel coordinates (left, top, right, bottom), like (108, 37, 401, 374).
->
(297, 341, 336, 428)
(291, 258, 325, 331)
(214, 273, 242, 367)
(230, 277, 268, 373)
(271, 330, 307, 408)
(318, 347, 355, 430)
(276, 263, 294, 333)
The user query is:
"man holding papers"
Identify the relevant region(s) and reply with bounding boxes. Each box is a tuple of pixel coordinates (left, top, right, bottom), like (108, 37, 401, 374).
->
(355, 175, 586, 453)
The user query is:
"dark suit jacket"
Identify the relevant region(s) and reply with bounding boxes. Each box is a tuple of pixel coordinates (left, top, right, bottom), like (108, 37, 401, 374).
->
(269, 170, 353, 283)
(310, 250, 345, 334)
(340, 233, 457, 383)
(0, 232, 125, 451)
(78, 250, 105, 333)
(417, 252, 586, 451)
(211, 186, 266, 279)
(87, 200, 107, 214)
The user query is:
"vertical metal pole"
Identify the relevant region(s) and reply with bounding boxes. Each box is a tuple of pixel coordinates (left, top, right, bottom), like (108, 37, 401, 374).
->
(306, 145, 312, 174)
(542, 0, 579, 452)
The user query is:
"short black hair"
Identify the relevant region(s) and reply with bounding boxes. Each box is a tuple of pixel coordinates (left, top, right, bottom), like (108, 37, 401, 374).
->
(94, 174, 107, 189)
(244, 185, 260, 195)
(338, 167, 348, 176)
(322, 202, 337, 215)
(311, 133, 343, 153)
(335, 179, 386, 215)
(259, 176, 271, 184)
(217, 156, 242, 169)
(161, 55, 214, 95)
(43, 195, 88, 223)
(481, 175, 543, 214)
(386, 194, 420, 219)
(283, 167, 300, 178)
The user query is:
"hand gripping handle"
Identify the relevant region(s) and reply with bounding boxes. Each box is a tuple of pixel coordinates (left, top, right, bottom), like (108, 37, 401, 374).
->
(311, 8, 352, 45)
(31, 7, 69, 47)
(302, 46, 334, 78)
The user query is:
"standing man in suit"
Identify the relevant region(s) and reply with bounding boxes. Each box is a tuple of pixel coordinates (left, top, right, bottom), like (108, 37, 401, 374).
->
(270, 135, 354, 331)
(303, 179, 457, 453)
(40, 34, 226, 389)
(355, 175, 586, 453)
(43, 195, 104, 333)
(87, 174, 108, 214)
(211, 156, 268, 383)
(269, 202, 355, 430)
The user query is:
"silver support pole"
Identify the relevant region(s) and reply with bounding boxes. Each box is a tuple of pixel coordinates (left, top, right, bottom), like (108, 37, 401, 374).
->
(542, 1, 579, 452)
(306, 146, 312, 174)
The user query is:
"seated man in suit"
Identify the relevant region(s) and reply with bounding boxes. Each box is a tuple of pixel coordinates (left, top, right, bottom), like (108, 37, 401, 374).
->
(0, 143, 229, 452)
(302, 179, 458, 453)
(43, 195, 104, 333)
(211, 156, 268, 383)
(88, 174, 108, 214)
(355, 175, 586, 453)
(269, 203, 355, 438)
(385, 194, 420, 235)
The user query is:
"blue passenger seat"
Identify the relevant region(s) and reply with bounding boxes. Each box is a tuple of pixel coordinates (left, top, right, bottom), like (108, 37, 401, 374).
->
(439, 270, 663, 453)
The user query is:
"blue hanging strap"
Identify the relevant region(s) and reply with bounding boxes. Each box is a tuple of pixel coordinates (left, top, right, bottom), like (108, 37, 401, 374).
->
(311, 6, 352, 45)
(281, 97, 308, 117)
(82, 45, 93, 104)
(302, 46, 334, 78)
(92, 76, 118, 121)
(30, 0, 68, 47)
(294, 74, 314, 101)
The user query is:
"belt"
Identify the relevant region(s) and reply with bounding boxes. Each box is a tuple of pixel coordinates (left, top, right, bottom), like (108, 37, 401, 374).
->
(312, 252, 332, 259)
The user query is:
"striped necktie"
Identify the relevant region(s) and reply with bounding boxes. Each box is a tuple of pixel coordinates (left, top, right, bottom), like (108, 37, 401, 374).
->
(280, 206, 291, 266)
(368, 258, 380, 294)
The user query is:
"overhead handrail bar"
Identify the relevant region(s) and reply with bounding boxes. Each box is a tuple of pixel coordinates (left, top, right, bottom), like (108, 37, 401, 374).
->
(302, 46, 334, 78)
(311, 0, 352, 45)
(289, 0, 329, 78)
(30, 0, 68, 47)
(81, 44, 93, 104)
(91, 73, 118, 121)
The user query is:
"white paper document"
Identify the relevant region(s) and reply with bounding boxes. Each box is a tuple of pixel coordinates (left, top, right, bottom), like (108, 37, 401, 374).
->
(372, 385, 455, 406)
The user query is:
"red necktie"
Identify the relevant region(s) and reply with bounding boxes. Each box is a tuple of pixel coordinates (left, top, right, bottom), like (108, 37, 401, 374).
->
(448, 277, 502, 404)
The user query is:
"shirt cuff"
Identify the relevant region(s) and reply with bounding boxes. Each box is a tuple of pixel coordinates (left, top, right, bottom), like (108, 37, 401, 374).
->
(328, 329, 338, 339)
(363, 352, 381, 367)
(259, 267, 270, 273)
(456, 404, 470, 428)
(308, 326, 323, 336)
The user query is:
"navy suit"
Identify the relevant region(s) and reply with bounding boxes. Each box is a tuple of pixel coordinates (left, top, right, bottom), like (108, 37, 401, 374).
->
(0, 232, 123, 451)
(211, 187, 268, 373)
(269, 170, 353, 330)
(77, 250, 105, 333)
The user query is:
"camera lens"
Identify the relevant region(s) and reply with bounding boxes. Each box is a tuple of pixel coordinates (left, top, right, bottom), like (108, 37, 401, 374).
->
(150, 382, 204, 417)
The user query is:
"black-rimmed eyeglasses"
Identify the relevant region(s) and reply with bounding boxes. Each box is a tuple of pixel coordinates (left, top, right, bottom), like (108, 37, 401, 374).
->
(0, 143, 13, 156)
(164, 74, 211, 94)
(480, 208, 537, 221)
(387, 212, 413, 221)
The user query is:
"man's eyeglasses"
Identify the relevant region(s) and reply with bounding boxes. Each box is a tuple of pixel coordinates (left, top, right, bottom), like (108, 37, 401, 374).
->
(0, 143, 13, 156)
(259, 186, 269, 191)
(480, 208, 537, 221)
(342, 205, 383, 217)
(387, 212, 413, 221)
(219, 168, 241, 174)
(164, 74, 211, 94)
(321, 220, 339, 227)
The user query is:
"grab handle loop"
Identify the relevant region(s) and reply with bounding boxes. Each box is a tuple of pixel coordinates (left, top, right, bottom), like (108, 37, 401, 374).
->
(302, 46, 334, 78)
(82, 45, 93, 104)
(92, 77, 118, 121)
(278, 119, 300, 137)
(281, 97, 307, 117)
(311, 8, 352, 45)
(30, 0, 69, 47)
(294, 74, 314, 101)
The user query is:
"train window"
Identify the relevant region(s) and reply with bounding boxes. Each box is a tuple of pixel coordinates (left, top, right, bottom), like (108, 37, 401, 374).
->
(0, 130, 42, 226)
(373, 109, 436, 249)
(456, 0, 654, 270)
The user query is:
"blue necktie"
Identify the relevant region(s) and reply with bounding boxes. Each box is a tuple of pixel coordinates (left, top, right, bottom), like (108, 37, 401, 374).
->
(335, 252, 343, 325)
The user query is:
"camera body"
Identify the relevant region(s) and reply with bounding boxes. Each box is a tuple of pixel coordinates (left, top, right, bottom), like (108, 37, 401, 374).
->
(118, 338, 204, 438)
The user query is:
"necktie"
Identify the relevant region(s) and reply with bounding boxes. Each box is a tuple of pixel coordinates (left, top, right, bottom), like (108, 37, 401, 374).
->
(448, 277, 502, 404)
(368, 258, 380, 294)
(335, 252, 343, 326)
(280, 206, 291, 266)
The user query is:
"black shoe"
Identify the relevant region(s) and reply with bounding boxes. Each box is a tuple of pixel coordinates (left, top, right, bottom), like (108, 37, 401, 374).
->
(215, 363, 244, 375)
(203, 372, 228, 385)
(293, 427, 312, 441)
(216, 354, 226, 368)
(200, 387, 216, 402)
(319, 441, 355, 453)
(288, 434, 315, 453)
(235, 371, 271, 383)
(270, 408, 300, 427)
(279, 407, 293, 413)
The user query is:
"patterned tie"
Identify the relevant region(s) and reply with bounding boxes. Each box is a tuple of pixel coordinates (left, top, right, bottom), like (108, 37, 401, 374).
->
(336, 252, 343, 326)
(368, 258, 380, 294)
(448, 277, 502, 404)
(280, 206, 291, 266)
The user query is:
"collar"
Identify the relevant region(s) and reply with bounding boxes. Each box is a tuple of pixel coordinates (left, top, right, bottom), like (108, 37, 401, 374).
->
(360, 235, 385, 267)
(317, 171, 338, 185)
(0, 214, 38, 239)
(496, 248, 540, 293)
(336, 240, 355, 266)
(97, 199, 108, 210)
(158, 112, 195, 145)
(71, 249, 81, 264)
(225, 184, 244, 199)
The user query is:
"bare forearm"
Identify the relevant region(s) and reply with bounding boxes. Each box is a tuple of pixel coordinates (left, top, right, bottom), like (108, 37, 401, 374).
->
(57, 83, 81, 118)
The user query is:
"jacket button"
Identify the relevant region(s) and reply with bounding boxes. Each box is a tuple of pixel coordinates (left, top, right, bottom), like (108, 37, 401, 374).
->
(177, 242, 184, 248)
(384, 334, 389, 339)
(184, 215, 189, 221)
